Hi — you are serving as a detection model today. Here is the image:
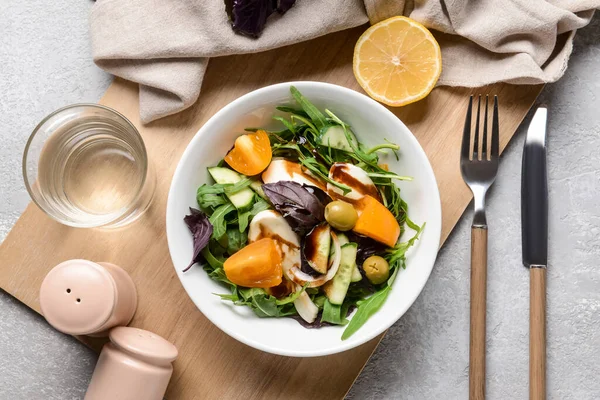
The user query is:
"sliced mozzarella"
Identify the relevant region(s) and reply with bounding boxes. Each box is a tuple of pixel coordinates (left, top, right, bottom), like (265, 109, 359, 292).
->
(248, 210, 298, 244)
(327, 162, 379, 201)
(248, 210, 300, 281)
(262, 159, 325, 190)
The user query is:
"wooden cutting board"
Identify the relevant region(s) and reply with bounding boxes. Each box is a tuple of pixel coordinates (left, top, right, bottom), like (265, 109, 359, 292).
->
(0, 26, 542, 399)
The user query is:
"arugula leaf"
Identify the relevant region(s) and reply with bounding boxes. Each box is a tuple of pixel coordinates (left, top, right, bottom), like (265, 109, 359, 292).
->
(197, 178, 252, 196)
(386, 221, 425, 266)
(197, 184, 227, 196)
(237, 198, 271, 232)
(325, 110, 381, 165)
(197, 193, 228, 209)
(273, 116, 297, 134)
(196, 179, 253, 211)
(312, 294, 327, 309)
(237, 212, 251, 232)
(405, 214, 422, 233)
(387, 264, 400, 286)
(321, 299, 349, 325)
(276, 105, 309, 117)
(201, 246, 224, 270)
(224, 178, 253, 194)
(209, 203, 235, 239)
(226, 228, 247, 255)
(196, 185, 228, 211)
(342, 286, 391, 340)
(204, 260, 236, 291)
(364, 143, 400, 156)
(271, 142, 306, 159)
(367, 172, 413, 181)
(290, 114, 319, 139)
(290, 86, 327, 130)
(380, 183, 409, 222)
(345, 283, 375, 300)
(214, 285, 239, 302)
(216, 293, 239, 301)
(250, 296, 280, 317)
(245, 127, 295, 142)
(275, 284, 308, 305)
(215, 292, 237, 301)
(234, 288, 298, 317)
(238, 287, 265, 301)
(298, 157, 351, 194)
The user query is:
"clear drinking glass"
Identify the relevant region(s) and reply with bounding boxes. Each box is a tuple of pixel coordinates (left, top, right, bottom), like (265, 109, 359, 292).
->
(23, 104, 155, 228)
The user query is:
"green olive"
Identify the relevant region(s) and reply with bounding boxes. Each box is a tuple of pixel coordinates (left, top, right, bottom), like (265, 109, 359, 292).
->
(325, 200, 358, 231)
(363, 255, 390, 285)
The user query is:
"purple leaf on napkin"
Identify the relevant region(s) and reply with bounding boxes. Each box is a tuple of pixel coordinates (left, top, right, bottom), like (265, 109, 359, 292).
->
(275, 0, 296, 13)
(183, 208, 213, 272)
(224, 0, 296, 38)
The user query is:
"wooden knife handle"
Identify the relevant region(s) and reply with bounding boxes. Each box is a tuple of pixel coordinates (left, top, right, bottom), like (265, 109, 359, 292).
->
(530, 268, 546, 400)
(469, 226, 487, 400)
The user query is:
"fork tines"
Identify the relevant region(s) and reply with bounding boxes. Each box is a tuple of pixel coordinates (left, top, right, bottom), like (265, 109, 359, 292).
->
(461, 95, 499, 162)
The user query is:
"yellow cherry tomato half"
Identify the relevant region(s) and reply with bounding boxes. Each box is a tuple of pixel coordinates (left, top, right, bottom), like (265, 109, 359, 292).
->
(353, 195, 400, 247)
(225, 130, 272, 176)
(223, 238, 283, 288)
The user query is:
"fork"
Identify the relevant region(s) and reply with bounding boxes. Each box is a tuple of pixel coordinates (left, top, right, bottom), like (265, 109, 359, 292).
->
(460, 95, 499, 400)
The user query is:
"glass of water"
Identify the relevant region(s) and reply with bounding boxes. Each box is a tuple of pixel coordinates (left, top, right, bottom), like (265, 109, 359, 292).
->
(23, 104, 155, 228)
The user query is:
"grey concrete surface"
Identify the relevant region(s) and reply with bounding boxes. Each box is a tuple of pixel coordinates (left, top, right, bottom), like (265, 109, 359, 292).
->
(1, 2, 599, 399)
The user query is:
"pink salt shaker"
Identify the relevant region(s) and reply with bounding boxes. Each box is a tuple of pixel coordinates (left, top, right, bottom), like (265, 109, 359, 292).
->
(85, 327, 178, 400)
(40, 259, 137, 336)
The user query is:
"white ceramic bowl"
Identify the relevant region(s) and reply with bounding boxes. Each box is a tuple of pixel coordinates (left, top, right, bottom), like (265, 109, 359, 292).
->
(166, 82, 441, 357)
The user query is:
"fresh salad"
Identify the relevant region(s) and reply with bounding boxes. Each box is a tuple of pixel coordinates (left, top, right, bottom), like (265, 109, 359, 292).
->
(183, 86, 423, 340)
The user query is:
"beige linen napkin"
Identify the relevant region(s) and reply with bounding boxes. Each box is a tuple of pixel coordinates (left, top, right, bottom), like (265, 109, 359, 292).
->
(90, 0, 599, 123)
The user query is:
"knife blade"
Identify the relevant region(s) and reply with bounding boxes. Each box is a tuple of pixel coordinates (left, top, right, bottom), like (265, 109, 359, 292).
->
(521, 106, 548, 268)
(522, 106, 549, 400)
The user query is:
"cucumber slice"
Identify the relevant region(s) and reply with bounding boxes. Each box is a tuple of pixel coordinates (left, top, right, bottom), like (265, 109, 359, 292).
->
(304, 224, 331, 274)
(324, 243, 358, 305)
(351, 262, 362, 282)
(337, 233, 349, 246)
(207, 167, 254, 210)
(320, 125, 358, 152)
(332, 234, 361, 282)
(249, 179, 268, 200)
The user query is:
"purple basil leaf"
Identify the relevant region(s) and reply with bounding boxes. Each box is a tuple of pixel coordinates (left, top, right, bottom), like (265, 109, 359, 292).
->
(276, 0, 296, 13)
(183, 208, 213, 272)
(224, 0, 295, 37)
(262, 181, 326, 235)
(225, 0, 274, 38)
(305, 184, 331, 207)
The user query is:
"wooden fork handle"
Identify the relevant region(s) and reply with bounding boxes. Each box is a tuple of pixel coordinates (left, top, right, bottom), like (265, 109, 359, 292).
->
(469, 226, 487, 400)
(530, 267, 546, 400)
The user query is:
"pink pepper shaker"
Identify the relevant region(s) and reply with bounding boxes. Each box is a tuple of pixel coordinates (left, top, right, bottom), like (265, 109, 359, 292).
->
(84, 327, 178, 400)
(39, 259, 137, 336)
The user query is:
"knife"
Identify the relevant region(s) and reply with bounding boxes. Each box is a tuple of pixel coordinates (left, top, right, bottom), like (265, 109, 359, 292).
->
(521, 106, 548, 400)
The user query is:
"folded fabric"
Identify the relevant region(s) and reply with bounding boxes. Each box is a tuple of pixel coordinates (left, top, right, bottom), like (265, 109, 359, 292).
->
(90, 0, 599, 123)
